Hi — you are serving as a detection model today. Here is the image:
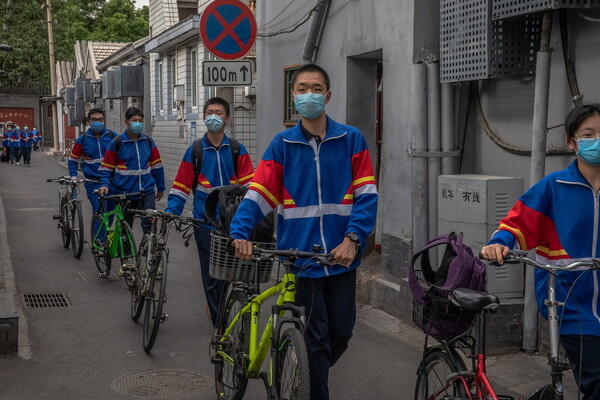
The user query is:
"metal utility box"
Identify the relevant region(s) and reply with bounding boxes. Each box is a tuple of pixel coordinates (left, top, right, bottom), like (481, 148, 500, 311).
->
(102, 69, 118, 99)
(75, 78, 92, 102)
(65, 87, 76, 106)
(114, 65, 144, 98)
(67, 108, 79, 127)
(438, 174, 524, 298)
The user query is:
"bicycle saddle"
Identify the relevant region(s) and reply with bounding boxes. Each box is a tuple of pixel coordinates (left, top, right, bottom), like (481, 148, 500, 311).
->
(451, 288, 500, 312)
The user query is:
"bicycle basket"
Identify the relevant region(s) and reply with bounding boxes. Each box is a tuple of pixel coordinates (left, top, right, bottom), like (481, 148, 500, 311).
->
(209, 232, 276, 283)
(412, 290, 476, 340)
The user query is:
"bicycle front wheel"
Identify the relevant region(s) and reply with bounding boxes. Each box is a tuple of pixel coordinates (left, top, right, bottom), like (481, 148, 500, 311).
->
(60, 196, 71, 248)
(90, 213, 111, 277)
(214, 289, 250, 400)
(414, 349, 467, 400)
(274, 327, 310, 400)
(70, 200, 84, 258)
(119, 221, 136, 289)
(131, 235, 149, 322)
(142, 249, 167, 353)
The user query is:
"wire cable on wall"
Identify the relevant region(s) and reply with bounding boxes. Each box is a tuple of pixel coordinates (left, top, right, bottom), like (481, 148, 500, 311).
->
(258, 0, 328, 38)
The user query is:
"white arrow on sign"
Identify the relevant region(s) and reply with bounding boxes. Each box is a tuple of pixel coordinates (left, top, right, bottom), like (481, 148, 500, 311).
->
(202, 60, 253, 87)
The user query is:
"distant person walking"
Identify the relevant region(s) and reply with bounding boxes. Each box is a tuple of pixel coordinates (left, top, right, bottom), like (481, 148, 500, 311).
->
(20, 125, 34, 167)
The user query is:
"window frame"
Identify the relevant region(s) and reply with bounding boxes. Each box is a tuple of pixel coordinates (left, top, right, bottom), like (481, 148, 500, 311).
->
(283, 64, 302, 126)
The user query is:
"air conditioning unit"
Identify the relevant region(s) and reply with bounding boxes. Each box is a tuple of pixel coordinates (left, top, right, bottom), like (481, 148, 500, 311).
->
(173, 84, 185, 102)
(115, 65, 144, 97)
(75, 78, 91, 101)
(75, 99, 86, 120)
(65, 86, 76, 106)
(67, 107, 79, 127)
(91, 79, 102, 99)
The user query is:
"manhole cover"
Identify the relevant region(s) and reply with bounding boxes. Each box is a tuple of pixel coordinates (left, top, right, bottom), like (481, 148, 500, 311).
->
(112, 368, 213, 399)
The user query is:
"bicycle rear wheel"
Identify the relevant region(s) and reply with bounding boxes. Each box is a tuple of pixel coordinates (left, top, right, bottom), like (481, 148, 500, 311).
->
(131, 235, 149, 322)
(214, 290, 250, 400)
(70, 200, 84, 258)
(60, 196, 71, 248)
(90, 213, 111, 277)
(414, 349, 468, 400)
(142, 250, 167, 353)
(119, 221, 136, 289)
(274, 327, 310, 400)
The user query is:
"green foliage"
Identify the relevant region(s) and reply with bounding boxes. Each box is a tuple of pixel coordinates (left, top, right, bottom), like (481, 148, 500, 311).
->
(0, 0, 148, 92)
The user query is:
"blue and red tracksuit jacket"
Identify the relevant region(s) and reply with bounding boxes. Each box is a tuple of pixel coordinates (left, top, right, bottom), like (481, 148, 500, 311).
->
(68, 129, 114, 180)
(98, 131, 165, 197)
(32, 129, 41, 143)
(488, 159, 600, 336)
(2, 130, 10, 148)
(229, 116, 378, 278)
(20, 130, 34, 147)
(165, 134, 254, 225)
(10, 130, 21, 149)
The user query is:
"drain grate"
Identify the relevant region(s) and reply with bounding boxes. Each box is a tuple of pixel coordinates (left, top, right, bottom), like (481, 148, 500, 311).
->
(22, 293, 71, 308)
(112, 368, 212, 399)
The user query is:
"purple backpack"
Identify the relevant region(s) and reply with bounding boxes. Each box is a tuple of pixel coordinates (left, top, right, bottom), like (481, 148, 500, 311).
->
(409, 232, 487, 339)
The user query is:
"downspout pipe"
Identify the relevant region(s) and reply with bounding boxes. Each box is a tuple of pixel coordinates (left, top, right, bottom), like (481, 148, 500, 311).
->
(441, 83, 455, 175)
(412, 63, 429, 252)
(427, 62, 441, 241)
(523, 11, 553, 352)
(302, 0, 331, 64)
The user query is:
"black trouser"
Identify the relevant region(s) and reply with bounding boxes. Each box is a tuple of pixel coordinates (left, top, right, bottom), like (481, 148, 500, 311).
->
(122, 192, 156, 235)
(295, 269, 357, 400)
(194, 225, 226, 326)
(560, 334, 600, 400)
(21, 146, 32, 165)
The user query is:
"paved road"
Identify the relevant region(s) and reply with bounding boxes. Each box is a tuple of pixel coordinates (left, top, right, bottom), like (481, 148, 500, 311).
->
(0, 152, 426, 400)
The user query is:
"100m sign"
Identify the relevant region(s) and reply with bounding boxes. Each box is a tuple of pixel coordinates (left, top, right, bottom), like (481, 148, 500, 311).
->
(202, 60, 253, 87)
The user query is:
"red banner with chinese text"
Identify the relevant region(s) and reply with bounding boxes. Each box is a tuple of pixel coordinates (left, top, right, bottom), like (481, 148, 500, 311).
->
(0, 108, 35, 129)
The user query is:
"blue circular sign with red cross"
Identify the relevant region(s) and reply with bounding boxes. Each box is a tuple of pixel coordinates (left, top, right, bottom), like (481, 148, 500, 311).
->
(200, 0, 257, 60)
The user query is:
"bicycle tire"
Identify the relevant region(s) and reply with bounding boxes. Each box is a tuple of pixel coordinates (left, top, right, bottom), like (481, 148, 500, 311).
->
(142, 249, 167, 353)
(119, 221, 137, 289)
(131, 235, 149, 322)
(414, 349, 468, 400)
(60, 196, 71, 248)
(214, 290, 250, 400)
(274, 327, 310, 400)
(70, 200, 84, 258)
(90, 213, 111, 277)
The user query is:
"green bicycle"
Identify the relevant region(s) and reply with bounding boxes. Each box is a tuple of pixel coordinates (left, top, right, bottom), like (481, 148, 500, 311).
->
(90, 190, 141, 283)
(209, 232, 335, 400)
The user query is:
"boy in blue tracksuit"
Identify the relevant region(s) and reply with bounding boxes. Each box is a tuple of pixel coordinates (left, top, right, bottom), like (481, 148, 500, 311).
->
(98, 107, 165, 236)
(230, 64, 378, 400)
(482, 104, 600, 400)
(20, 125, 34, 166)
(32, 126, 41, 151)
(2, 122, 12, 160)
(11, 126, 21, 165)
(68, 108, 116, 238)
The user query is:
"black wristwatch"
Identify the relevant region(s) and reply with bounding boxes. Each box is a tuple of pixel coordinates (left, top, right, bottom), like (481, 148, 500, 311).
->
(345, 232, 360, 243)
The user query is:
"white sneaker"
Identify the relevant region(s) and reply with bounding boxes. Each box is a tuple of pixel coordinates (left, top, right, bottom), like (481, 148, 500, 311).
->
(16, 162, 19, 165)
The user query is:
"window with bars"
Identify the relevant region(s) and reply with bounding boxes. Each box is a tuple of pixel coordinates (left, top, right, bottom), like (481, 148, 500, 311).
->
(283, 64, 301, 126)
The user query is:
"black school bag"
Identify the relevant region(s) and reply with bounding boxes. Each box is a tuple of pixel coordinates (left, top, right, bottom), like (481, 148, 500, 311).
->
(408, 232, 487, 339)
(204, 184, 274, 242)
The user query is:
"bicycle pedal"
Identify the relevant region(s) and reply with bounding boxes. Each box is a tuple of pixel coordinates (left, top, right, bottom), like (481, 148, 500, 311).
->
(160, 314, 168, 323)
(52, 215, 61, 220)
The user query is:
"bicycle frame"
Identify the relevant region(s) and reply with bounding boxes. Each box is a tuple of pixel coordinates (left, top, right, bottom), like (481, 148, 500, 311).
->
(91, 203, 127, 259)
(218, 270, 301, 380)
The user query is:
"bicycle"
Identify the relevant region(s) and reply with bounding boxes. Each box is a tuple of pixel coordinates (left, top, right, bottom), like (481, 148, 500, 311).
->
(89, 190, 141, 282)
(47, 176, 97, 259)
(413, 250, 599, 400)
(61, 138, 74, 162)
(127, 209, 203, 353)
(209, 232, 336, 400)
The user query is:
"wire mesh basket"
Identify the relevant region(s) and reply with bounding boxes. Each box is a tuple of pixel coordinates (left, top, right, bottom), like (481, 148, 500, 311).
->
(412, 270, 477, 341)
(208, 232, 276, 283)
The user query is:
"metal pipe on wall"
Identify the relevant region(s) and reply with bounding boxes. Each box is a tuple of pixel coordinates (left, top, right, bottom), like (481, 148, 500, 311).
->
(523, 11, 554, 352)
(427, 62, 441, 241)
(302, 0, 331, 64)
(412, 63, 429, 252)
(441, 83, 455, 175)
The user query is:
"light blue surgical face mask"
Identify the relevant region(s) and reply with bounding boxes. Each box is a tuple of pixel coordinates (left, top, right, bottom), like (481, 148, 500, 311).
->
(129, 121, 143, 135)
(294, 92, 327, 120)
(205, 114, 225, 132)
(90, 121, 105, 133)
(577, 138, 600, 166)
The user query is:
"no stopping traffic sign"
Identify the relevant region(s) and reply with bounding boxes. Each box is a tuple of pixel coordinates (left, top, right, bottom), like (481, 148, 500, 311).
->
(200, 0, 257, 60)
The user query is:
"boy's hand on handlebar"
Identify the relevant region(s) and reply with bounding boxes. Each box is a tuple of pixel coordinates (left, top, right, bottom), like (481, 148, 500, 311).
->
(98, 186, 109, 195)
(232, 239, 253, 259)
(481, 244, 510, 265)
(331, 238, 357, 267)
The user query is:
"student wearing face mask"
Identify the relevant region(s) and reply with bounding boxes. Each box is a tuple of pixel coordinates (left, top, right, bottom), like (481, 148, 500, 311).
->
(230, 64, 378, 400)
(481, 104, 600, 400)
(99, 107, 165, 265)
(19, 125, 35, 166)
(68, 108, 117, 237)
(165, 96, 254, 325)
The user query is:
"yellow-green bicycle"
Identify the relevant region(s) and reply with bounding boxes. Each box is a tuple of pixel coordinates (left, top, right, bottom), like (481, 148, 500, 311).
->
(209, 232, 335, 400)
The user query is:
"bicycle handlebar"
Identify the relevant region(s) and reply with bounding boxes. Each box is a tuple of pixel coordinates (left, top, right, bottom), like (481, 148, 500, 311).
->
(127, 209, 204, 225)
(93, 190, 143, 201)
(480, 249, 600, 273)
(47, 176, 99, 185)
(252, 246, 337, 266)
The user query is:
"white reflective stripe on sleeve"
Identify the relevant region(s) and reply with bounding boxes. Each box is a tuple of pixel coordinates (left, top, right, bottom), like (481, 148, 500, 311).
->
(246, 190, 274, 217)
(84, 158, 103, 164)
(281, 203, 353, 220)
(169, 187, 188, 199)
(354, 183, 377, 196)
(150, 162, 163, 170)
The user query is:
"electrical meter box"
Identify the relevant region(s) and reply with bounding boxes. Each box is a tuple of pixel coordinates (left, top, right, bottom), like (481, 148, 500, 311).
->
(438, 174, 524, 298)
